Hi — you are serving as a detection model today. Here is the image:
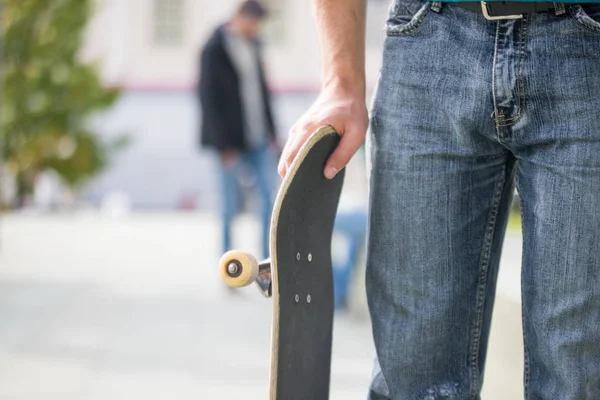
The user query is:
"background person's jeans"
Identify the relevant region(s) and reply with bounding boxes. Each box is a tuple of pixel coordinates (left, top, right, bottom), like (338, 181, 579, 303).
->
(333, 209, 368, 309)
(220, 143, 276, 259)
(366, 1, 600, 399)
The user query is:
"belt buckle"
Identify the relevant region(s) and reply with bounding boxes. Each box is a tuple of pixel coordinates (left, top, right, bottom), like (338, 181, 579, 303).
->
(481, 1, 524, 20)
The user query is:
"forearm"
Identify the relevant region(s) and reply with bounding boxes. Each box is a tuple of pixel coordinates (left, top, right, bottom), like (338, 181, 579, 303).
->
(279, 0, 369, 178)
(312, 0, 367, 95)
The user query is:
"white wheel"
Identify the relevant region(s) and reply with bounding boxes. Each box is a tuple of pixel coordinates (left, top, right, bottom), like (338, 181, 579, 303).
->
(218, 250, 259, 288)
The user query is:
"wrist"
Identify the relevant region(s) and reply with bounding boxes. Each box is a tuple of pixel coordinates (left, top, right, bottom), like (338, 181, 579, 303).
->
(321, 74, 365, 98)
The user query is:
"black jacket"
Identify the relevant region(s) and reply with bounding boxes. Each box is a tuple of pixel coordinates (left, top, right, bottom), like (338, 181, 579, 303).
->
(198, 25, 276, 151)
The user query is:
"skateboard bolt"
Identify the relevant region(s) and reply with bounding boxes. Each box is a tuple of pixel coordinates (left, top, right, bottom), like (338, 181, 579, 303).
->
(307, 294, 311, 303)
(308, 253, 312, 262)
(227, 262, 239, 275)
(294, 294, 299, 302)
(296, 253, 301, 261)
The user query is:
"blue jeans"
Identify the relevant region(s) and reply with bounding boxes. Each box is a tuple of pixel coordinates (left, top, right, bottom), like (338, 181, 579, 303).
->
(366, 2, 600, 399)
(220, 143, 276, 259)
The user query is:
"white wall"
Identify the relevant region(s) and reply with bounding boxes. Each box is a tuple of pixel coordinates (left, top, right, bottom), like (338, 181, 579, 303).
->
(81, 0, 388, 91)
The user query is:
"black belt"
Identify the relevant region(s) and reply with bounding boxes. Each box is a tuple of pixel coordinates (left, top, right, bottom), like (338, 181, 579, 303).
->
(453, 2, 557, 20)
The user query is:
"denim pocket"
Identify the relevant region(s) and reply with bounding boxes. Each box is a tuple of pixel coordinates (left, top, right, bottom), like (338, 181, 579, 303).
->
(386, 0, 432, 36)
(568, 4, 600, 34)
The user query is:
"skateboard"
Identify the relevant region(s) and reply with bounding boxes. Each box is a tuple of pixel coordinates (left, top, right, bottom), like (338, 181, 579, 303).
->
(218, 126, 345, 400)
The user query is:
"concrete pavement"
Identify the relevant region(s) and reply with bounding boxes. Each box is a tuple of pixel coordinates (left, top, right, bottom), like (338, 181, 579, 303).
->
(0, 212, 524, 399)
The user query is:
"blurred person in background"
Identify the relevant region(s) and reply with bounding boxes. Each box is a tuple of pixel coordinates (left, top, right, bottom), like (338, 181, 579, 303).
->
(278, 0, 600, 399)
(332, 145, 368, 311)
(198, 0, 278, 261)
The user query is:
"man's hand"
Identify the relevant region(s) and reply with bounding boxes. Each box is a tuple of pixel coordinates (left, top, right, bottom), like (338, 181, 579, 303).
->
(278, 85, 368, 179)
(278, 0, 367, 179)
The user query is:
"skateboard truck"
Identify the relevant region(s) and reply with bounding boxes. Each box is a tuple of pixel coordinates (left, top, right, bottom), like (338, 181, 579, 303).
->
(219, 251, 272, 298)
(255, 259, 272, 297)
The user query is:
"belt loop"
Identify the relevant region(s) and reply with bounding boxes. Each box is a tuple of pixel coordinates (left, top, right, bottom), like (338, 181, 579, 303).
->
(430, 1, 443, 13)
(553, 2, 566, 15)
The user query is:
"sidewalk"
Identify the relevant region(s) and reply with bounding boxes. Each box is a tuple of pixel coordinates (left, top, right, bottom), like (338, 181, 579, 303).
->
(0, 212, 523, 399)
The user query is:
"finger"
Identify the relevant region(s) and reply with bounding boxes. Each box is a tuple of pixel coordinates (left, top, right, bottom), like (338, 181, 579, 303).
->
(324, 125, 365, 179)
(278, 159, 288, 178)
(277, 131, 295, 177)
(277, 146, 288, 177)
(278, 125, 313, 178)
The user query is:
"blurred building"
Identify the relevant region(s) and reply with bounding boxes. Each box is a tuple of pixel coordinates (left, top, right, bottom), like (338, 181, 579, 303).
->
(81, 0, 388, 210)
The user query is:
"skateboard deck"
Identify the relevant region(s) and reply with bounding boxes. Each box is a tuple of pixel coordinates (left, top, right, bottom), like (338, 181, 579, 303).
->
(219, 126, 345, 400)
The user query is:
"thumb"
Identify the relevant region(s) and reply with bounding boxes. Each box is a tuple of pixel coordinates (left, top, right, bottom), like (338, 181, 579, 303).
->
(324, 127, 364, 179)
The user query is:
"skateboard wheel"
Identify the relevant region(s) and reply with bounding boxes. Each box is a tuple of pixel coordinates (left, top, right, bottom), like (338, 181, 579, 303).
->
(218, 250, 259, 288)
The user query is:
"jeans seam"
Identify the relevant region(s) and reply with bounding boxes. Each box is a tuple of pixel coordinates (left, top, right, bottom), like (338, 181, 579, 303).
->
(468, 159, 508, 398)
(492, 22, 500, 130)
(494, 17, 529, 128)
(516, 177, 531, 399)
(568, 4, 600, 34)
(386, 2, 432, 36)
(499, 17, 526, 123)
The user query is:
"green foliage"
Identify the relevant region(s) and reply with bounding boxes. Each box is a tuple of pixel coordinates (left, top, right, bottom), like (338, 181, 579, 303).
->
(1, 0, 123, 199)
